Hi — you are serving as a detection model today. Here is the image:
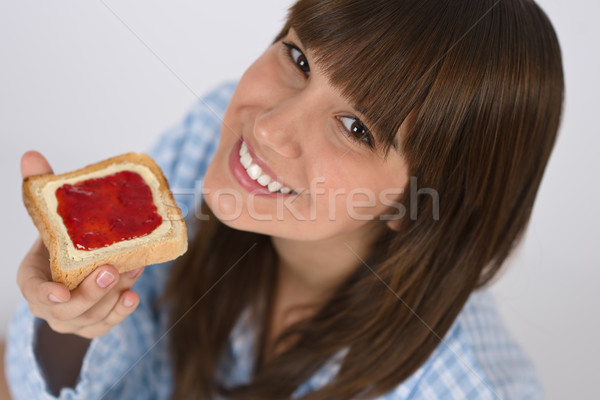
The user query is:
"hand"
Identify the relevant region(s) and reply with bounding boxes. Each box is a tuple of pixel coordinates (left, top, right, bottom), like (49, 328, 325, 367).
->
(18, 151, 144, 339)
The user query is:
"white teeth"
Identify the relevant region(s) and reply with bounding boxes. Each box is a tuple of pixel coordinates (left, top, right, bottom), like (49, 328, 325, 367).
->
(257, 174, 271, 186)
(268, 181, 282, 193)
(246, 164, 262, 180)
(239, 141, 293, 194)
(240, 152, 252, 168)
(239, 141, 248, 156)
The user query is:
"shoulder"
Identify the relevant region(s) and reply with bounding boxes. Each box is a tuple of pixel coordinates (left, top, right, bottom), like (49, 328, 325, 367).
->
(379, 290, 544, 400)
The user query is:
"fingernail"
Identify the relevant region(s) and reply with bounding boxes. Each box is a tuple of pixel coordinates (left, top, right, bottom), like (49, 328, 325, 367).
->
(123, 297, 135, 307)
(126, 267, 142, 279)
(96, 271, 115, 288)
(48, 293, 64, 303)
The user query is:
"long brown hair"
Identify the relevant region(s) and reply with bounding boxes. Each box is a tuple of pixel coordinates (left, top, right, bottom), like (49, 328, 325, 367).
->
(163, 0, 564, 398)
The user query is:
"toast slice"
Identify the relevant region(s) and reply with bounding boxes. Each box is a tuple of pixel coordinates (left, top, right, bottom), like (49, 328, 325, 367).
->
(22, 153, 187, 290)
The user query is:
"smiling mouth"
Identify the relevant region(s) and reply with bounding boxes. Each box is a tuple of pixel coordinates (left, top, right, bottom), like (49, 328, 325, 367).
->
(238, 141, 294, 194)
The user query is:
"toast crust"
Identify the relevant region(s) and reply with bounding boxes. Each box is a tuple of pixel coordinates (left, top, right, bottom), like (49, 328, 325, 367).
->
(23, 153, 187, 290)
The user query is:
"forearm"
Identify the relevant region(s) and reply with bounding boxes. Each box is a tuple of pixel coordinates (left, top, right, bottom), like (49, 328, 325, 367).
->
(34, 320, 91, 396)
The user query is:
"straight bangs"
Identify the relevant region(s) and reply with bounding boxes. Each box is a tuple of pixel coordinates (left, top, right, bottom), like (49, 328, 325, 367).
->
(276, 0, 483, 155)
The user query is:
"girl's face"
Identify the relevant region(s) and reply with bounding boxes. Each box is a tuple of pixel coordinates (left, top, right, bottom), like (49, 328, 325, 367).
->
(203, 28, 409, 244)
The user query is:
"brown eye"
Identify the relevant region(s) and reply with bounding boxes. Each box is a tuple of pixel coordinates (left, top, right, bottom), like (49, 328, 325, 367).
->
(290, 47, 310, 76)
(340, 117, 374, 148)
(283, 42, 311, 77)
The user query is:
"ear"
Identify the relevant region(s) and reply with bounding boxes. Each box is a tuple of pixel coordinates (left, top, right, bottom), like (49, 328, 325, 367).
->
(386, 219, 402, 232)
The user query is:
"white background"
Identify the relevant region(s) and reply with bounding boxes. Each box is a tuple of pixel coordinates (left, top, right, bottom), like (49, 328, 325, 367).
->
(1, 1, 598, 399)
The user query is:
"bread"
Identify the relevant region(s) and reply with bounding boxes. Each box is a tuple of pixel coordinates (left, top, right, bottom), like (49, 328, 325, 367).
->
(22, 153, 187, 290)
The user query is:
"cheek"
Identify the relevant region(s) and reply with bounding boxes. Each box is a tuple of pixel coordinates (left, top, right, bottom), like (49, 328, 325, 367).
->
(315, 164, 409, 223)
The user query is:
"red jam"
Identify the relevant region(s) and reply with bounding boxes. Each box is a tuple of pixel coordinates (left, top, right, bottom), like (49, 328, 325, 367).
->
(55, 170, 162, 250)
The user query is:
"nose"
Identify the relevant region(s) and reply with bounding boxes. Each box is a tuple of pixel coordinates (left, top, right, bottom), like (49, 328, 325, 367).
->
(253, 101, 303, 159)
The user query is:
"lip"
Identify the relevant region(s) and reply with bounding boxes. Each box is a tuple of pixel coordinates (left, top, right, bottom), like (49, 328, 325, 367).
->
(228, 138, 294, 197)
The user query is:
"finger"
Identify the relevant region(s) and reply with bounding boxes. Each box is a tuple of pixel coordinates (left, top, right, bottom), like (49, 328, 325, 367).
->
(49, 265, 120, 321)
(17, 238, 71, 305)
(99, 290, 139, 329)
(19, 237, 51, 280)
(122, 266, 145, 281)
(76, 290, 139, 339)
(73, 266, 145, 323)
(75, 288, 122, 326)
(21, 150, 54, 179)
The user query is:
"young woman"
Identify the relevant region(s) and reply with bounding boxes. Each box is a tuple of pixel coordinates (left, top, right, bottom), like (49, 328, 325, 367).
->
(6, 0, 563, 399)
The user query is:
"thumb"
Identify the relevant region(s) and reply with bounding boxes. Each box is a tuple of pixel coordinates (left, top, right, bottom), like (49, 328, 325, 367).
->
(21, 151, 54, 179)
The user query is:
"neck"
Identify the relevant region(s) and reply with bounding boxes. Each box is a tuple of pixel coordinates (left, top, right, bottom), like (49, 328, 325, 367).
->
(270, 222, 384, 305)
(259, 223, 385, 364)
